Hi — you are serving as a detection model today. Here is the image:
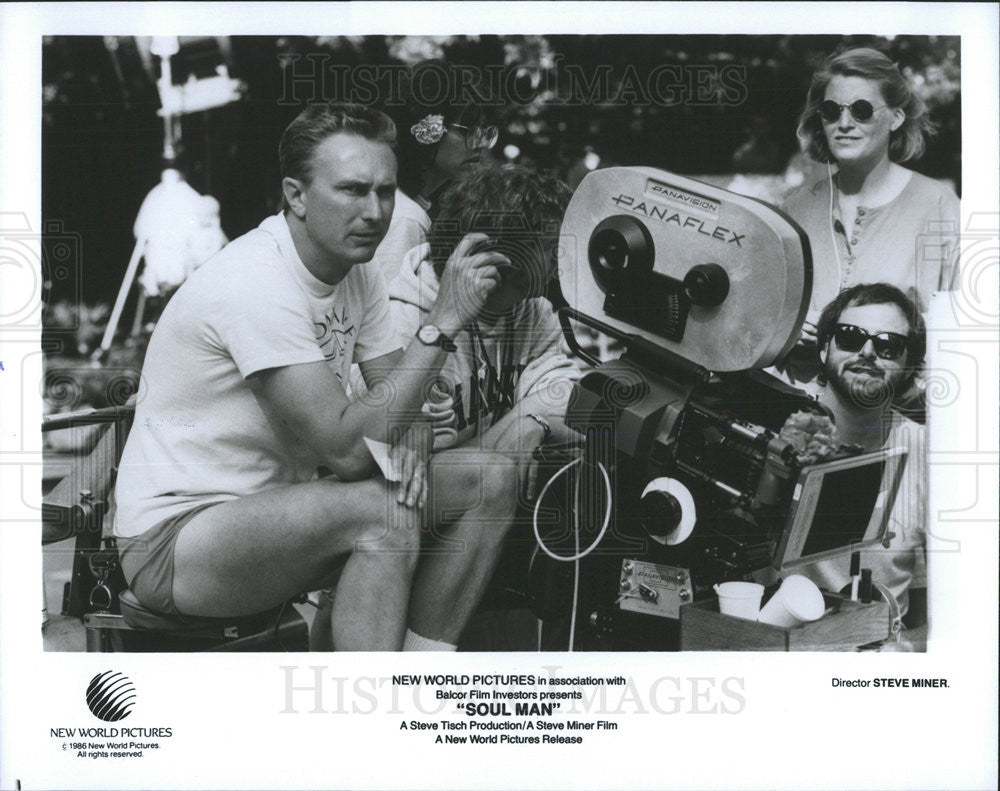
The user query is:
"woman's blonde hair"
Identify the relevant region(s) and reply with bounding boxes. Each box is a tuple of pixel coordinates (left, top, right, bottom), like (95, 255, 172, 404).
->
(796, 47, 935, 164)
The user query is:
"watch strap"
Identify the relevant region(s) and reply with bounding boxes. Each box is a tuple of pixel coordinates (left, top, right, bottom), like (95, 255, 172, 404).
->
(418, 324, 457, 352)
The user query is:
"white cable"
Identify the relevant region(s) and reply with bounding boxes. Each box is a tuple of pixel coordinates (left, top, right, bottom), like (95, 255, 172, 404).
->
(568, 467, 582, 652)
(827, 161, 843, 298)
(532, 456, 613, 651)
(532, 457, 613, 563)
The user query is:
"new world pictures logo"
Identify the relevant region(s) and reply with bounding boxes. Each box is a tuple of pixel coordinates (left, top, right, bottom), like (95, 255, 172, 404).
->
(86, 671, 136, 722)
(48, 671, 171, 748)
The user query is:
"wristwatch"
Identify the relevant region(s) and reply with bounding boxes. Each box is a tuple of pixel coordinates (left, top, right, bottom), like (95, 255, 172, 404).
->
(416, 324, 457, 352)
(526, 413, 552, 444)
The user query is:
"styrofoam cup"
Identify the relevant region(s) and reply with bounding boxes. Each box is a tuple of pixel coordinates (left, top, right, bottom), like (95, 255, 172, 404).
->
(758, 574, 825, 627)
(714, 582, 765, 621)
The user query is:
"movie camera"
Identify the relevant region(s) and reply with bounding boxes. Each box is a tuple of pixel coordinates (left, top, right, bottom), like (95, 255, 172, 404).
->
(527, 168, 906, 650)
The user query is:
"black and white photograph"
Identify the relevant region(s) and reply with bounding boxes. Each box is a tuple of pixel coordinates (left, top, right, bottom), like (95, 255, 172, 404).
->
(1, 4, 997, 790)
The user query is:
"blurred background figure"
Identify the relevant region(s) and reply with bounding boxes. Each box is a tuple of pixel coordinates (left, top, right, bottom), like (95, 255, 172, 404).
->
(95, 35, 241, 359)
(370, 60, 499, 284)
(134, 174, 227, 299)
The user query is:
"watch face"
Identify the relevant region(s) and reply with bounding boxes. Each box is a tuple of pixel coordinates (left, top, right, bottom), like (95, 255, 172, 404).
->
(419, 325, 439, 344)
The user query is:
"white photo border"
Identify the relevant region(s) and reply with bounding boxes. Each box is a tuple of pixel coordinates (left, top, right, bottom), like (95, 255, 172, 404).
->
(1, 4, 997, 790)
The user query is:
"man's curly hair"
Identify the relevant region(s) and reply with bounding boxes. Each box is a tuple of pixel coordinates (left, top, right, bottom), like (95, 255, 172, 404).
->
(427, 164, 572, 280)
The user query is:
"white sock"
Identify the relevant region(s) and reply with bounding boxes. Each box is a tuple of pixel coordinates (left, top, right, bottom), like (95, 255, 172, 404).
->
(403, 628, 457, 652)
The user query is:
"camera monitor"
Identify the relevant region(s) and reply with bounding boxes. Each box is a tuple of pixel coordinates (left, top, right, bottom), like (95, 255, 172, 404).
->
(774, 446, 908, 571)
(558, 167, 812, 372)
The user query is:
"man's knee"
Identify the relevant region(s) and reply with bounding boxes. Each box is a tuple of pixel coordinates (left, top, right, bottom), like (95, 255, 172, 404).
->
(448, 452, 518, 522)
(354, 499, 422, 558)
(478, 454, 518, 516)
(344, 486, 421, 563)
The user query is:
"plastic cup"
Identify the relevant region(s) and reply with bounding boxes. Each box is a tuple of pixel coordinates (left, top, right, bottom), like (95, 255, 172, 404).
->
(714, 582, 765, 621)
(758, 574, 825, 627)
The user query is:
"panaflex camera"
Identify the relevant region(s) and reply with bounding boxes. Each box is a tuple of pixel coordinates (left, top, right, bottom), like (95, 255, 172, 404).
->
(527, 168, 906, 651)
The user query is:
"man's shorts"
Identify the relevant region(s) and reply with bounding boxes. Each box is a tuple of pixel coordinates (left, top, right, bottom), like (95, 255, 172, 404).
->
(116, 504, 217, 618)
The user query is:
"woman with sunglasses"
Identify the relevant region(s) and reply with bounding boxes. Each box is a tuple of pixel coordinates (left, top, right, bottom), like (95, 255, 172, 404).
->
(368, 62, 499, 284)
(779, 47, 959, 388)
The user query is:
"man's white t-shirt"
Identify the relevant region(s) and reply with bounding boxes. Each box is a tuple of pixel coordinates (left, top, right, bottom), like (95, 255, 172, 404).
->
(114, 213, 400, 538)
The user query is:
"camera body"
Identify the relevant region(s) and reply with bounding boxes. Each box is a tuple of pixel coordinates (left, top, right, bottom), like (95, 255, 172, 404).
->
(532, 168, 901, 650)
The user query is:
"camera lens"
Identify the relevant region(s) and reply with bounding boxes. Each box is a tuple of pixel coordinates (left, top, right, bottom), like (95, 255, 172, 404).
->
(640, 489, 682, 540)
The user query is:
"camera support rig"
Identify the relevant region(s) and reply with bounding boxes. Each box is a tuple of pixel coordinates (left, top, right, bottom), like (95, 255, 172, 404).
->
(542, 168, 902, 650)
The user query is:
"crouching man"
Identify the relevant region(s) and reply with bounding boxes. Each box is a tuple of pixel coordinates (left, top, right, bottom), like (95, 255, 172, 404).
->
(113, 103, 518, 651)
(801, 283, 928, 627)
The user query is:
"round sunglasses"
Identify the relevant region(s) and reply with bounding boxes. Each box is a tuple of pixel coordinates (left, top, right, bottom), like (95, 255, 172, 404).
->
(833, 323, 908, 360)
(449, 122, 499, 151)
(818, 99, 887, 124)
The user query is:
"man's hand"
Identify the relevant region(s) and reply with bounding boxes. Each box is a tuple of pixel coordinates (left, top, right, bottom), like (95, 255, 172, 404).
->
(796, 319, 819, 347)
(421, 380, 459, 450)
(389, 423, 434, 509)
(427, 233, 508, 335)
(488, 413, 583, 502)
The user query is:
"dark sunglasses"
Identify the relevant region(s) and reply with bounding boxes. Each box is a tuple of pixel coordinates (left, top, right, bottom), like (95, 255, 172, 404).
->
(818, 99, 886, 124)
(833, 324, 908, 360)
(449, 123, 499, 151)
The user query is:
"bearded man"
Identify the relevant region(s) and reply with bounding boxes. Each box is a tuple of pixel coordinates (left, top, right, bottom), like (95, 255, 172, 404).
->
(802, 282, 928, 625)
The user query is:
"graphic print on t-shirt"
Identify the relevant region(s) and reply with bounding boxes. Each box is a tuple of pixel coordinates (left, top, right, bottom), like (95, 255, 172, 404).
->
(450, 358, 526, 435)
(314, 304, 356, 379)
